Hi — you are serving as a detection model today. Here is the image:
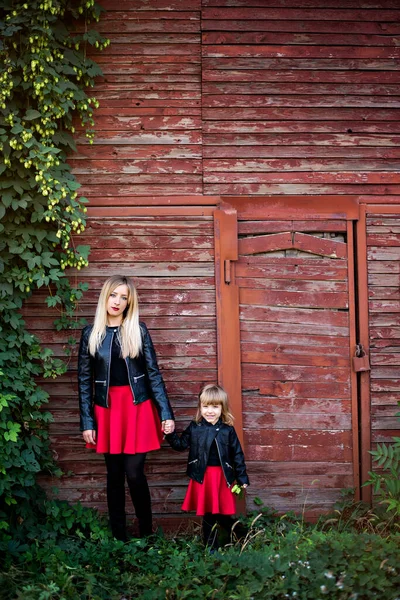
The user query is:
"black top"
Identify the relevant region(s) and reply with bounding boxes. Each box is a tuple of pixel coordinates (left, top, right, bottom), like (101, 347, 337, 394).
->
(207, 440, 220, 466)
(109, 330, 129, 386)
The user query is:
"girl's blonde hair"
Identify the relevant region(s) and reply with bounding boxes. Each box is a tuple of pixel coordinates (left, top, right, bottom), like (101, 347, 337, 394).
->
(195, 384, 234, 425)
(88, 275, 142, 358)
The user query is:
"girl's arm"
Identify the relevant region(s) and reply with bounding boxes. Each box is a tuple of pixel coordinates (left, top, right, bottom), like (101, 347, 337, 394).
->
(229, 427, 250, 486)
(165, 423, 191, 452)
(78, 326, 95, 432)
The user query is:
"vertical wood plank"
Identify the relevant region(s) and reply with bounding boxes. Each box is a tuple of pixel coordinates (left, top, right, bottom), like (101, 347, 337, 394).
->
(347, 220, 360, 500)
(356, 205, 372, 501)
(214, 204, 244, 447)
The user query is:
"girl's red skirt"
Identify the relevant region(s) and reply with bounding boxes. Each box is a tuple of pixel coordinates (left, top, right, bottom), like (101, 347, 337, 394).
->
(86, 385, 163, 454)
(182, 466, 236, 516)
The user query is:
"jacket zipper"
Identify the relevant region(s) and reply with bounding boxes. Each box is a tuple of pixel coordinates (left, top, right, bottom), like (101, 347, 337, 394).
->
(215, 438, 231, 487)
(125, 358, 140, 405)
(105, 330, 114, 408)
(188, 458, 198, 465)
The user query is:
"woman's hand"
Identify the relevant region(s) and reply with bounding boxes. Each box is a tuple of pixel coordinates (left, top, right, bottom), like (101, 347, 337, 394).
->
(83, 429, 96, 445)
(161, 420, 175, 435)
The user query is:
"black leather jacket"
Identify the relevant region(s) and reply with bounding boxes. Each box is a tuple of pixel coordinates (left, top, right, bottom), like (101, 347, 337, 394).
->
(166, 418, 249, 487)
(78, 321, 174, 431)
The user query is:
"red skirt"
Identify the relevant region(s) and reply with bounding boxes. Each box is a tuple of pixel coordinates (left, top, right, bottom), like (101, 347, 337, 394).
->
(86, 385, 163, 454)
(182, 466, 236, 516)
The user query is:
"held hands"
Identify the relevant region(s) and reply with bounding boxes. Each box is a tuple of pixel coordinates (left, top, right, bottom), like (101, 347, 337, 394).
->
(83, 429, 96, 445)
(161, 419, 175, 435)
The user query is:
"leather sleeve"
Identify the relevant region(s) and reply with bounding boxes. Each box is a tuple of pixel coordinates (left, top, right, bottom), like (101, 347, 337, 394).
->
(141, 322, 175, 421)
(165, 423, 192, 451)
(78, 326, 95, 431)
(229, 427, 250, 486)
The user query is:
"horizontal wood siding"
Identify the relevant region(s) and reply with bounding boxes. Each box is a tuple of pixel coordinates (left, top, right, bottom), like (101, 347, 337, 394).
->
(24, 215, 216, 529)
(201, 0, 400, 200)
(70, 0, 202, 199)
(367, 213, 400, 451)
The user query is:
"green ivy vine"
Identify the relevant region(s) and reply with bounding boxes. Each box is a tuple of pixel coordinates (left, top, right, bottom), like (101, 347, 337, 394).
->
(0, 0, 108, 535)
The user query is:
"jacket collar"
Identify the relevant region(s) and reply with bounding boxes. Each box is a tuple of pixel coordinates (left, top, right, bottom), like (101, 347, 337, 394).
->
(200, 417, 223, 428)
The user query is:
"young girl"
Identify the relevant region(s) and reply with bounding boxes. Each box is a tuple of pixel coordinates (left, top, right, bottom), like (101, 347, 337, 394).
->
(78, 275, 175, 541)
(166, 384, 249, 549)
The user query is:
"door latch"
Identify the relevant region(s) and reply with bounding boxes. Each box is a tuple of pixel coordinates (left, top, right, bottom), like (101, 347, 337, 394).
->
(353, 343, 370, 372)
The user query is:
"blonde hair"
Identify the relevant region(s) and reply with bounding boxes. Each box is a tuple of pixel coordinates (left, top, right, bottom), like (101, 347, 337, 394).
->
(195, 384, 234, 425)
(88, 275, 142, 358)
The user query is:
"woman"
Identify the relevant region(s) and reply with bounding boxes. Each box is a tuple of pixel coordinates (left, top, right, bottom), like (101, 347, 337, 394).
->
(78, 275, 175, 541)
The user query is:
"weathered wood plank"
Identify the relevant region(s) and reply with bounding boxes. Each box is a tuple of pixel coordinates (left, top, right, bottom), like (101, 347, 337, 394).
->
(75, 234, 213, 249)
(205, 183, 400, 196)
(239, 232, 292, 255)
(242, 364, 350, 384)
(240, 287, 349, 310)
(201, 19, 400, 35)
(202, 31, 399, 47)
(243, 412, 351, 430)
(203, 107, 400, 120)
(237, 278, 348, 293)
(204, 122, 400, 134)
(201, 6, 400, 21)
(203, 146, 400, 159)
(204, 133, 400, 146)
(203, 81, 400, 96)
(240, 304, 349, 327)
(236, 257, 348, 280)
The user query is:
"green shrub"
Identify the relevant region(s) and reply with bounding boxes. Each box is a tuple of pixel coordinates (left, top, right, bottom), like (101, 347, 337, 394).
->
(0, 0, 106, 538)
(1, 511, 400, 600)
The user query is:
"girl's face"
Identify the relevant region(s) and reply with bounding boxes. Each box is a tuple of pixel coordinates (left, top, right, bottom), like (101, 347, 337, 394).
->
(106, 284, 129, 324)
(200, 402, 222, 425)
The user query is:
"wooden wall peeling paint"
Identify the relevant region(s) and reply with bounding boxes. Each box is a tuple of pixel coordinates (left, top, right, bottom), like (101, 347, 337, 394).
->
(24, 214, 217, 529)
(21, 0, 400, 523)
(71, 0, 203, 199)
(201, 0, 400, 199)
(367, 212, 400, 451)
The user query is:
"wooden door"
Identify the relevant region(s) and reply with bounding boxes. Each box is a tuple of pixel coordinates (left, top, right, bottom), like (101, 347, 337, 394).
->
(215, 197, 360, 517)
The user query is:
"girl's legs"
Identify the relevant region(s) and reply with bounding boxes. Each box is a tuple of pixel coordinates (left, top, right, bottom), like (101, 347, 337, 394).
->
(124, 453, 153, 537)
(202, 513, 219, 549)
(202, 514, 247, 549)
(104, 453, 127, 541)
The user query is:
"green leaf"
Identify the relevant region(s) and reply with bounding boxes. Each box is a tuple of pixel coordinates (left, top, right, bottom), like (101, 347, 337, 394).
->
(24, 109, 42, 120)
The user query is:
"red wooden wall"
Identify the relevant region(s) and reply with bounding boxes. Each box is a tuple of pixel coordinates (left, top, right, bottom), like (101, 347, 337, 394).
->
(367, 211, 400, 453)
(23, 0, 400, 524)
(201, 1, 400, 199)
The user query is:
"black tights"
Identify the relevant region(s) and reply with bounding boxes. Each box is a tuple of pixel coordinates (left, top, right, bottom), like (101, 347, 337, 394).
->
(104, 453, 152, 541)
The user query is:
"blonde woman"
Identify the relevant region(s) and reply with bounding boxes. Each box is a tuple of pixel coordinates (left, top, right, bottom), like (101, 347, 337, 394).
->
(78, 275, 175, 541)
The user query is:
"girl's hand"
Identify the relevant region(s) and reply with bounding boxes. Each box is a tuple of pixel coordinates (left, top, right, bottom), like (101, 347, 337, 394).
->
(161, 419, 175, 435)
(83, 429, 96, 445)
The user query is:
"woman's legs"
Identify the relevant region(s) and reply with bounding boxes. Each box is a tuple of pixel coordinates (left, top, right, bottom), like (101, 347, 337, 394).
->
(104, 452, 152, 539)
(104, 453, 127, 541)
(124, 453, 153, 537)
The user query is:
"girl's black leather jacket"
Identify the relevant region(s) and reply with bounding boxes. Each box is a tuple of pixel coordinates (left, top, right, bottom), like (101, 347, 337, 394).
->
(166, 418, 249, 487)
(78, 321, 174, 431)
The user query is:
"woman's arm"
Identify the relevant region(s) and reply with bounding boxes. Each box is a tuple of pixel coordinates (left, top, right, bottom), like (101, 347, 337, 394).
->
(78, 326, 95, 432)
(141, 322, 175, 423)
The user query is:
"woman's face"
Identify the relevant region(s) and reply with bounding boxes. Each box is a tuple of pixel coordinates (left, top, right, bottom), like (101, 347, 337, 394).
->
(106, 284, 129, 324)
